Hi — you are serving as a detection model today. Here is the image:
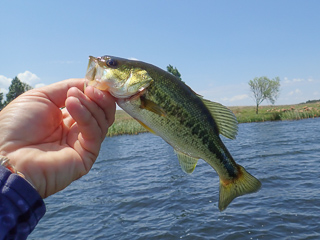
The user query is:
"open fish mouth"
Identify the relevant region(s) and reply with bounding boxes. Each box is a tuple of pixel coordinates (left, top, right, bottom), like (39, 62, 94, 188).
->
(84, 56, 153, 99)
(85, 56, 111, 91)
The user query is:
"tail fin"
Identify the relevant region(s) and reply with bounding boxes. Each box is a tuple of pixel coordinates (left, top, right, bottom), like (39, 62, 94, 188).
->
(219, 165, 261, 211)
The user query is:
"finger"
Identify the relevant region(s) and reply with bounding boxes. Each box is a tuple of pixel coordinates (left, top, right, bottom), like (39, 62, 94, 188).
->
(67, 87, 107, 141)
(61, 107, 76, 131)
(65, 95, 102, 155)
(65, 95, 104, 174)
(84, 86, 116, 135)
(24, 78, 85, 109)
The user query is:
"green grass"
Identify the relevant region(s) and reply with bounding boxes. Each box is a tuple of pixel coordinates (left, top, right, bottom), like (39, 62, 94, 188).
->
(107, 102, 320, 137)
(106, 110, 148, 137)
(231, 106, 284, 123)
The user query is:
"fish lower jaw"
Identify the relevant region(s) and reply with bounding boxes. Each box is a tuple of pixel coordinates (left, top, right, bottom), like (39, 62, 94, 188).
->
(115, 87, 148, 102)
(86, 80, 110, 91)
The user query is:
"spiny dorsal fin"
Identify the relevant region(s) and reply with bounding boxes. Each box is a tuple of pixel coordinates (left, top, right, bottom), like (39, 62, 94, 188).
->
(199, 96, 238, 139)
(174, 150, 199, 174)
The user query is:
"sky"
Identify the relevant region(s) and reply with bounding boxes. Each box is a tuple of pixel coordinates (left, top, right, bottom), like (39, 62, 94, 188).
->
(1, 0, 320, 106)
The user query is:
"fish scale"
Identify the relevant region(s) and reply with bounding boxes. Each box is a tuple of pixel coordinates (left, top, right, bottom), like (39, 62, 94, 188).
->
(144, 81, 236, 177)
(85, 55, 261, 211)
(141, 83, 212, 153)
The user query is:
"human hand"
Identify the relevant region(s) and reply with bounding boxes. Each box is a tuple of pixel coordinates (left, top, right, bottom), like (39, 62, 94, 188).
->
(0, 78, 116, 198)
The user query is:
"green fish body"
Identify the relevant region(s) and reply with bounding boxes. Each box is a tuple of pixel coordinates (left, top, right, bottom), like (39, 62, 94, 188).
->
(85, 56, 261, 211)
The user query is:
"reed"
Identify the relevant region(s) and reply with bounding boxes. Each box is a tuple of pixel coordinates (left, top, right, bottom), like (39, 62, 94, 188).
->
(107, 102, 320, 137)
(107, 119, 147, 137)
(280, 108, 320, 120)
(106, 110, 148, 137)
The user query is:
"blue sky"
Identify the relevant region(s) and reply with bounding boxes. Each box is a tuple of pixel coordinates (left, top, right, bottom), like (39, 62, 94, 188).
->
(1, 0, 319, 106)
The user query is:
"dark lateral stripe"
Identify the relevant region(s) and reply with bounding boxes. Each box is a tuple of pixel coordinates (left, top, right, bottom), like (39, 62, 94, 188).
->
(148, 83, 237, 178)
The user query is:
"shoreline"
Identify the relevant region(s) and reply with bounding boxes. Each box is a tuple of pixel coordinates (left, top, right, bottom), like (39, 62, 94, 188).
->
(107, 102, 320, 137)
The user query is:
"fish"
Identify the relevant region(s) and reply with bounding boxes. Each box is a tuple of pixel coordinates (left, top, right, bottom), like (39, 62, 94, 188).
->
(85, 55, 261, 211)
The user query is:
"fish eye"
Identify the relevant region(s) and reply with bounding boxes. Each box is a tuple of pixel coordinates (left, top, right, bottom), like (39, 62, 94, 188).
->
(106, 59, 118, 68)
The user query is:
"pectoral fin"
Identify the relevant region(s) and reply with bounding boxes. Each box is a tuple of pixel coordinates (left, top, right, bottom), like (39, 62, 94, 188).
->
(174, 150, 199, 174)
(140, 96, 166, 117)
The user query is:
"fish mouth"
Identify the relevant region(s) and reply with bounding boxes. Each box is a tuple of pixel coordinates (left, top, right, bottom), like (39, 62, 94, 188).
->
(85, 56, 149, 99)
(85, 56, 110, 91)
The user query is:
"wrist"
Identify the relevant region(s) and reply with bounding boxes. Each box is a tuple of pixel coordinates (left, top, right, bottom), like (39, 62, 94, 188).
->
(0, 155, 37, 189)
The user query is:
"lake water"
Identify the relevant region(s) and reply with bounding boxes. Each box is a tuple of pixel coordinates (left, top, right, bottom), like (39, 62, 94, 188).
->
(29, 118, 320, 239)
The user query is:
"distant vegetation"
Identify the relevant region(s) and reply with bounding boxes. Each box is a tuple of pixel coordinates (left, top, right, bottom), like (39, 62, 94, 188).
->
(107, 110, 148, 137)
(0, 76, 32, 110)
(231, 101, 320, 122)
(167, 64, 182, 81)
(107, 101, 320, 137)
(248, 76, 280, 114)
(0, 93, 4, 110)
(305, 99, 320, 104)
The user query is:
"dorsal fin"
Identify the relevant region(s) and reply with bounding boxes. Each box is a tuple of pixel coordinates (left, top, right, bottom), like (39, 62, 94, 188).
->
(199, 96, 238, 139)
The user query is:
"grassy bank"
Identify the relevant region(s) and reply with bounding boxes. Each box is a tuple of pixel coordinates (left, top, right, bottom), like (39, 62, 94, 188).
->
(230, 101, 320, 123)
(107, 110, 148, 136)
(107, 101, 320, 137)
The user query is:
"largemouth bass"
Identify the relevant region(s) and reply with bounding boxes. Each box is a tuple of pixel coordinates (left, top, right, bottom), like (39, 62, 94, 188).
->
(85, 55, 261, 211)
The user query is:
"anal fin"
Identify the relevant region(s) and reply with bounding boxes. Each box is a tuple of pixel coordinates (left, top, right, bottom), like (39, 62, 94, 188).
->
(174, 150, 199, 174)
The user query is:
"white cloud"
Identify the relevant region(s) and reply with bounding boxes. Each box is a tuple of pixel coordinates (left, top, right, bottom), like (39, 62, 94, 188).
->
(0, 75, 12, 89)
(288, 89, 301, 96)
(196, 76, 319, 106)
(292, 78, 304, 83)
(283, 77, 319, 85)
(283, 77, 305, 84)
(222, 94, 249, 102)
(0, 71, 45, 96)
(283, 77, 289, 84)
(0, 88, 9, 95)
(17, 71, 40, 85)
(34, 83, 46, 88)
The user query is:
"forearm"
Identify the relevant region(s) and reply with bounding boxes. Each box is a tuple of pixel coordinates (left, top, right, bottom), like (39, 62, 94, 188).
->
(0, 166, 46, 239)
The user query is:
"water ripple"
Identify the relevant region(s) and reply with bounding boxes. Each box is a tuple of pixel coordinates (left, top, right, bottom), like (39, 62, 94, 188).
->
(30, 118, 320, 240)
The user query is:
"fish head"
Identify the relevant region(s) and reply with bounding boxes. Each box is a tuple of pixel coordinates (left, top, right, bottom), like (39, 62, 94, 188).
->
(85, 55, 153, 98)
